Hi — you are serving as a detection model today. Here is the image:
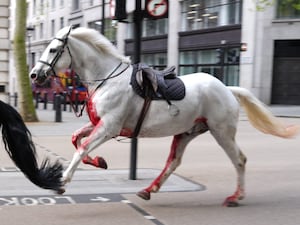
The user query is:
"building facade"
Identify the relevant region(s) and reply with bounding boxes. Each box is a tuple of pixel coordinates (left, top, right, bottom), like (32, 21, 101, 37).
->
(0, 0, 10, 102)
(240, 0, 300, 105)
(22, 0, 300, 105)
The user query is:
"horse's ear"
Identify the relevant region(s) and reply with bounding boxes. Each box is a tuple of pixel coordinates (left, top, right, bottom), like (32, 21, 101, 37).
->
(66, 25, 73, 36)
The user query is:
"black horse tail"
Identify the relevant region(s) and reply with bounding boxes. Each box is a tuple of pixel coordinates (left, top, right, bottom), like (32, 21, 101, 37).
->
(0, 101, 63, 191)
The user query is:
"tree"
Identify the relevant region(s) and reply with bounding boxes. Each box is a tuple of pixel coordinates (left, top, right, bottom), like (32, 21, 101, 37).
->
(14, 0, 38, 122)
(255, 0, 300, 11)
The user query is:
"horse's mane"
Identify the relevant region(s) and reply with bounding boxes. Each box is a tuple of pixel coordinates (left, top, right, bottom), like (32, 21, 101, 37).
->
(70, 27, 130, 63)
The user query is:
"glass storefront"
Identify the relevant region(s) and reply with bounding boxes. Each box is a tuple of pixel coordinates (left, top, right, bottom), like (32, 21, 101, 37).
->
(180, 0, 242, 31)
(142, 18, 168, 37)
(179, 48, 240, 86)
(141, 53, 167, 70)
(88, 19, 117, 42)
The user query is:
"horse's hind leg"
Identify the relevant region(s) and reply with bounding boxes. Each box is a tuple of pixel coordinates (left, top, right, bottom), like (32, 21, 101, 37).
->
(137, 131, 201, 200)
(210, 126, 247, 207)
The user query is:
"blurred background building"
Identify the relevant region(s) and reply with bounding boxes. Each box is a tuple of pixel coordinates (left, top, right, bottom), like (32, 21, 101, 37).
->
(0, 0, 10, 102)
(6, 0, 300, 105)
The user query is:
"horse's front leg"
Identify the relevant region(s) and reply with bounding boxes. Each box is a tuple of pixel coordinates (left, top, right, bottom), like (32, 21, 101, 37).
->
(71, 122, 94, 148)
(71, 122, 107, 169)
(62, 120, 114, 185)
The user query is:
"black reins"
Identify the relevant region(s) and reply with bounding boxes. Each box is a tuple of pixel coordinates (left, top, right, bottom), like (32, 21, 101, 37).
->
(72, 62, 130, 117)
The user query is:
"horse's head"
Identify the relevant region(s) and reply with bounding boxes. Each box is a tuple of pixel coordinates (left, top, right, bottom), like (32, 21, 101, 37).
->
(30, 26, 73, 85)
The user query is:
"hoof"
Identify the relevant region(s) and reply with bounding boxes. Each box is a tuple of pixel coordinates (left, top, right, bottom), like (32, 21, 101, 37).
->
(137, 190, 151, 200)
(96, 156, 108, 169)
(223, 201, 239, 207)
(82, 156, 108, 169)
(223, 197, 240, 207)
(56, 188, 65, 195)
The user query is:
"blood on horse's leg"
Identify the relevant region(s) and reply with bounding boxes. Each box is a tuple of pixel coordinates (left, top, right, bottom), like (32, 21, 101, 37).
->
(137, 127, 204, 200)
(223, 185, 245, 207)
(137, 133, 194, 200)
(137, 134, 181, 200)
(82, 155, 108, 169)
(210, 125, 246, 207)
(223, 151, 246, 207)
(72, 123, 107, 169)
(72, 123, 94, 148)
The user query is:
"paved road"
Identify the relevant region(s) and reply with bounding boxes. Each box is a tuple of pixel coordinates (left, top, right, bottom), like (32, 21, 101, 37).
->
(0, 107, 299, 225)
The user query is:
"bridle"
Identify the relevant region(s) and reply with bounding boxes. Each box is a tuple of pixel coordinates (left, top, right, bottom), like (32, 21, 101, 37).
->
(38, 28, 73, 78)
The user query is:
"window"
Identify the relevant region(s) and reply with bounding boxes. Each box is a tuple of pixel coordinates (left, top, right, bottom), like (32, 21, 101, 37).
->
(60, 17, 64, 29)
(72, 0, 80, 11)
(60, 0, 64, 8)
(180, 0, 241, 31)
(141, 53, 167, 70)
(142, 18, 168, 37)
(89, 21, 102, 32)
(40, 0, 44, 15)
(33, 0, 36, 15)
(276, 0, 300, 19)
(32, 25, 36, 40)
(179, 48, 240, 86)
(126, 15, 168, 38)
(51, 20, 55, 37)
(39, 23, 44, 39)
(51, 0, 56, 10)
(88, 19, 117, 42)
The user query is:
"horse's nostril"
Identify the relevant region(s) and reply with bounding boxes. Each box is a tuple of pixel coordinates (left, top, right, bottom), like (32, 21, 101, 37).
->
(30, 73, 37, 80)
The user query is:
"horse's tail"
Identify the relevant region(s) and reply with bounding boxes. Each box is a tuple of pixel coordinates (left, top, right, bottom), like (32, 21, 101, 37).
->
(0, 101, 63, 191)
(228, 86, 300, 138)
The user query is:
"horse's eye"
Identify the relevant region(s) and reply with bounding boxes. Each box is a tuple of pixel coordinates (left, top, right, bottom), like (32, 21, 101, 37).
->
(50, 48, 57, 53)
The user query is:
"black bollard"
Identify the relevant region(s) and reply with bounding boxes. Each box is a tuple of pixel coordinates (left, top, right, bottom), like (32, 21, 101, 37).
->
(44, 93, 48, 110)
(55, 94, 62, 122)
(14, 92, 18, 107)
(35, 92, 40, 109)
(69, 100, 72, 112)
(63, 91, 67, 111)
(53, 92, 56, 110)
(75, 91, 79, 113)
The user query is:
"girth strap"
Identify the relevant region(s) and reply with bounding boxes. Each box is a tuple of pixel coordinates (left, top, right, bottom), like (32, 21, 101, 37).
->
(132, 82, 152, 138)
(132, 97, 151, 138)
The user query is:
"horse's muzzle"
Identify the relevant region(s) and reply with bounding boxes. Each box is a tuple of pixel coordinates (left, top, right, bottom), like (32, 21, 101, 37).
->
(30, 69, 50, 85)
(30, 72, 37, 80)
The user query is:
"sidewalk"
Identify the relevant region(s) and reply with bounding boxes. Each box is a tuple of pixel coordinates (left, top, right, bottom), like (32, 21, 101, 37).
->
(268, 105, 300, 118)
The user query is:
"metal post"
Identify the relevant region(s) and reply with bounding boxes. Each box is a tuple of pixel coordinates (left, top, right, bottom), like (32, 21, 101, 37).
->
(53, 92, 56, 110)
(14, 92, 18, 107)
(129, 0, 142, 180)
(63, 91, 67, 111)
(101, 0, 105, 35)
(44, 93, 48, 109)
(75, 92, 79, 113)
(35, 92, 40, 108)
(55, 94, 62, 122)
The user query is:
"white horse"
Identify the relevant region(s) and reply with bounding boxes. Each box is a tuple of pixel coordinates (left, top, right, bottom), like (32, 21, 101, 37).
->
(30, 26, 299, 207)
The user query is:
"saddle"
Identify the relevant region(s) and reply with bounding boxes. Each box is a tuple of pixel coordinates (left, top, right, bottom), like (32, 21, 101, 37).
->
(130, 63, 186, 138)
(130, 63, 185, 102)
